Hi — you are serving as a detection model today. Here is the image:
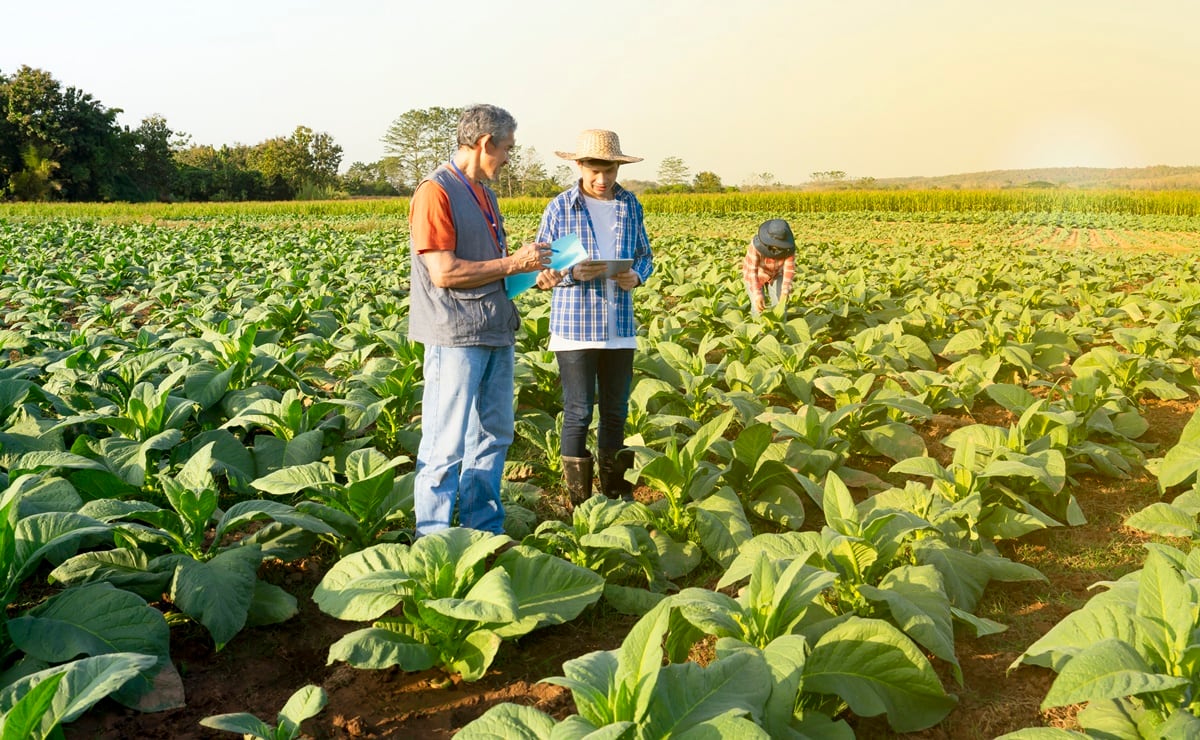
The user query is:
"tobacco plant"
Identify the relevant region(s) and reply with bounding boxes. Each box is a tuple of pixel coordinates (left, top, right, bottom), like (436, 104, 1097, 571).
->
(456, 598, 778, 739)
(629, 411, 753, 577)
(51, 444, 333, 649)
(314, 528, 604, 682)
(1012, 544, 1200, 738)
(200, 684, 327, 740)
(522, 494, 668, 614)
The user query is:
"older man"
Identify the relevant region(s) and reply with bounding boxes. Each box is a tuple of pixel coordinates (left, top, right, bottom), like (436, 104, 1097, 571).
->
(408, 104, 554, 535)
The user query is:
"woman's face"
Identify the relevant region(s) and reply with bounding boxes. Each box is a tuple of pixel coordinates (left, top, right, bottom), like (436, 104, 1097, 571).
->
(578, 159, 621, 200)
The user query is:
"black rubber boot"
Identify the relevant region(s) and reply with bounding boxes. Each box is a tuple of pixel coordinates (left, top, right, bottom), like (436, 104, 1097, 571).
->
(562, 454, 594, 506)
(598, 448, 635, 501)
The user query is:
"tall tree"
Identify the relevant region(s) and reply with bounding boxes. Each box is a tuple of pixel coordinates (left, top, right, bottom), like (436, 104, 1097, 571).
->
(341, 161, 398, 196)
(742, 171, 778, 190)
(250, 125, 343, 196)
(2, 65, 123, 200)
(0, 69, 17, 196)
(692, 171, 723, 193)
(657, 155, 690, 187)
(553, 164, 574, 188)
(380, 106, 461, 193)
(174, 143, 278, 201)
(126, 114, 180, 201)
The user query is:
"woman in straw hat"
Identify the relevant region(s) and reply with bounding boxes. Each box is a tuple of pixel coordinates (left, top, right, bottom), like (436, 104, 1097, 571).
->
(536, 129, 654, 505)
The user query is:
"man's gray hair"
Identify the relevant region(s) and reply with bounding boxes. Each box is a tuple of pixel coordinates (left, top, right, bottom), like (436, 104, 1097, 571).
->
(457, 104, 517, 148)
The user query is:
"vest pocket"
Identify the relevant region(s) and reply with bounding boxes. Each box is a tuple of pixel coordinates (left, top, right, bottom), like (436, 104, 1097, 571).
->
(449, 285, 516, 338)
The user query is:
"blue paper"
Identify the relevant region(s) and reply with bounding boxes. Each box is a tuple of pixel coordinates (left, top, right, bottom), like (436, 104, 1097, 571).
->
(506, 233, 590, 299)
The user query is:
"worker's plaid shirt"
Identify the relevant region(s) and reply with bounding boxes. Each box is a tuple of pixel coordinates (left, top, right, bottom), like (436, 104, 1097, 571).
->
(536, 182, 654, 341)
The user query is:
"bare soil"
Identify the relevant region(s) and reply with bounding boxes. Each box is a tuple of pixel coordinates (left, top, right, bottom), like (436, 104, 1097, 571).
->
(62, 398, 1198, 740)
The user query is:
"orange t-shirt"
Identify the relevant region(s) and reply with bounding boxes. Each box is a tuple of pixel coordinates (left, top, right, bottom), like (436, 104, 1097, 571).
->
(409, 178, 502, 255)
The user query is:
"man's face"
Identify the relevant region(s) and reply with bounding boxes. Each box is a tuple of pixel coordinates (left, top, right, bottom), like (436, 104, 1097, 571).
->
(578, 159, 620, 200)
(481, 134, 515, 180)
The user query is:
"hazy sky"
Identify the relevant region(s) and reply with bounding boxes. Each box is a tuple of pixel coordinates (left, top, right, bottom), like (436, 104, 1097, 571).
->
(4, 0, 1198, 185)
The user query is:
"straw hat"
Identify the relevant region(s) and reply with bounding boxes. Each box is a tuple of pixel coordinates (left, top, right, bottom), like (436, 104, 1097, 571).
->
(555, 129, 643, 163)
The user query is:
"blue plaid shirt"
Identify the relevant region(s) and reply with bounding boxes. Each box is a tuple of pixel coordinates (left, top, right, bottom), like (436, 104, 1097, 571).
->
(537, 182, 654, 342)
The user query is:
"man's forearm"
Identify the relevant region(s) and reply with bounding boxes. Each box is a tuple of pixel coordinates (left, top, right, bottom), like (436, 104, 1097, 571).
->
(422, 252, 516, 289)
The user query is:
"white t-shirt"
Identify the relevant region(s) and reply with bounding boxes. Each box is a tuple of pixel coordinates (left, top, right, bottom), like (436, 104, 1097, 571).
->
(549, 195, 638, 351)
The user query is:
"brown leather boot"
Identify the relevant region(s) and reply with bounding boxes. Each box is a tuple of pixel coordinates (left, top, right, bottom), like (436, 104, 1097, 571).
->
(598, 448, 635, 501)
(562, 454, 594, 506)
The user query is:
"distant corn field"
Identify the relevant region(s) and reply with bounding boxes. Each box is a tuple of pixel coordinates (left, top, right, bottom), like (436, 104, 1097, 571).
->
(3, 188, 1199, 221)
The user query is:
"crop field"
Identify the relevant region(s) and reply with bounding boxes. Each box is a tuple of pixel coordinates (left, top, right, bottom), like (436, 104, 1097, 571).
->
(2, 192, 1200, 739)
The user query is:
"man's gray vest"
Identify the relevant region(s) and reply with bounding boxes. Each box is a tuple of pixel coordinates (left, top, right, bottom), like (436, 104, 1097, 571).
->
(408, 166, 519, 348)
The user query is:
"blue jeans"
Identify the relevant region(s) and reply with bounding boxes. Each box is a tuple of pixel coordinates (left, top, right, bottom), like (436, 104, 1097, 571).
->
(414, 345, 514, 536)
(749, 272, 787, 317)
(555, 349, 634, 457)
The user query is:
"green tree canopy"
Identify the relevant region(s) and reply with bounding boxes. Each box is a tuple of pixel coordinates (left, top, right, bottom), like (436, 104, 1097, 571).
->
(251, 125, 343, 196)
(381, 106, 461, 194)
(1, 65, 124, 200)
(692, 171, 723, 193)
(657, 155, 690, 187)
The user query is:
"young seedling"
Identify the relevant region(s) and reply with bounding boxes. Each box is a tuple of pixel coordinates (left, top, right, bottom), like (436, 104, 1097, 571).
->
(199, 684, 327, 740)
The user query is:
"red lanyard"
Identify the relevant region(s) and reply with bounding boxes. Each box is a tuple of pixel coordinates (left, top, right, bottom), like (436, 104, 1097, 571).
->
(449, 161, 504, 254)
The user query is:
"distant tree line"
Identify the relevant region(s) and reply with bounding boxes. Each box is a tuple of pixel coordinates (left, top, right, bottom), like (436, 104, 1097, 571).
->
(1, 66, 786, 202)
(0, 66, 365, 202)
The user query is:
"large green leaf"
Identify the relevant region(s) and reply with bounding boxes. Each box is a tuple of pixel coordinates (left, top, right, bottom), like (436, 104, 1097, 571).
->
(616, 599, 675, 716)
(1008, 580, 1137, 671)
(456, 702, 557, 739)
(251, 461, 337, 496)
(425, 567, 518, 624)
(184, 363, 235, 410)
(9, 452, 106, 476)
(746, 484, 806, 530)
(693, 487, 753, 568)
(169, 544, 262, 649)
(0, 653, 157, 732)
(672, 588, 745, 640)
(803, 616, 957, 733)
(913, 540, 1045, 613)
(549, 650, 621, 727)
(1134, 548, 1192, 671)
(820, 473, 859, 537)
(326, 627, 438, 671)
(449, 629, 503, 682)
(8, 583, 168, 670)
(312, 543, 412, 620)
(198, 712, 273, 739)
(215, 499, 338, 542)
(718, 532, 821, 590)
(639, 651, 771, 738)
(493, 546, 604, 637)
(673, 710, 772, 739)
(278, 684, 329, 728)
(0, 670, 63, 740)
(11, 511, 111, 589)
(245, 580, 299, 627)
(1041, 639, 1188, 709)
(7, 476, 80, 518)
(187, 429, 256, 493)
(48, 547, 169, 602)
(651, 531, 702, 579)
(1125, 502, 1197, 538)
(859, 565, 959, 683)
(862, 422, 926, 462)
(1158, 439, 1200, 491)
